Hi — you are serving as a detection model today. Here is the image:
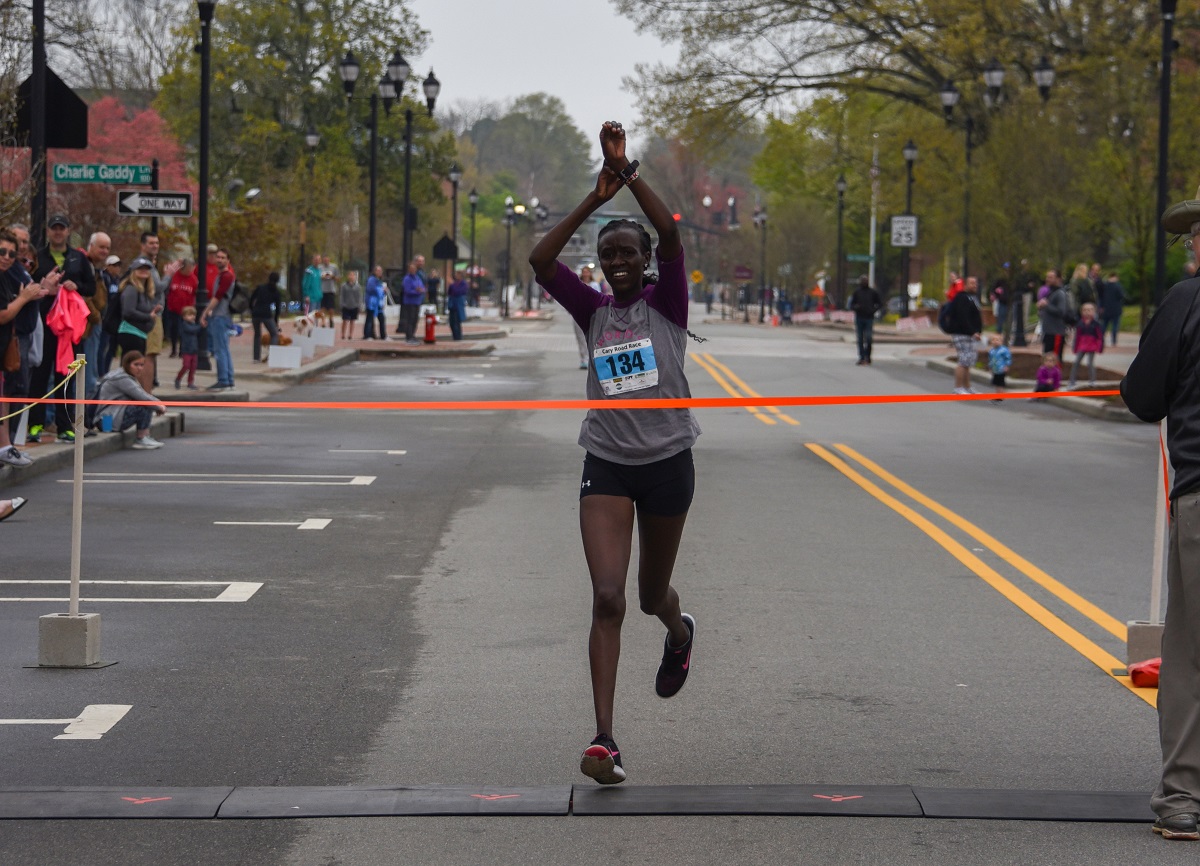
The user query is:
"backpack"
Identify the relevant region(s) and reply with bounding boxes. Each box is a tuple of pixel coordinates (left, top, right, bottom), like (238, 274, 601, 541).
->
(937, 300, 954, 333)
(228, 281, 249, 314)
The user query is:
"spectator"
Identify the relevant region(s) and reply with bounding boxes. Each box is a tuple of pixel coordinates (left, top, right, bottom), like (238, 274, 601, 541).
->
(29, 213, 94, 443)
(93, 350, 166, 450)
(250, 272, 283, 362)
(338, 270, 362, 341)
(199, 248, 237, 391)
(117, 258, 162, 393)
(302, 254, 322, 315)
(98, 254, 123, 374)
(1068, 302, 1104, 388)
(164, 258, 198, 358)
(0, 227, 57, 465)
(446, 269, 470, 341)
(426, 266, 441, 311)
(1122, 191, 1200, 841)
(987, 333, 1011, 403)
(173, 306, 200, 390)
(363, 265, 387, 340)
(1098, 271, 1128, 346)
(990, 273, 1010, 335)
(135, 232, 179, 389)
(944, 276, 982, 394)
(1037, 269, 1072, 363)
(1034, 352, 1061, 393)
(1068, 262, 1094, 307)
(8, 224, 38, 397)
(81, 232, 111, 398)
(848, 274, 882, 365)
(400, 259, 426, 344)
(319, 255, 339, 321)
(572, 265, 606, 367)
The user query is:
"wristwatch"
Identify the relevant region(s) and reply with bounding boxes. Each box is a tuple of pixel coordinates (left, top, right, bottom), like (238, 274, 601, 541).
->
(618, 160, 640, 186)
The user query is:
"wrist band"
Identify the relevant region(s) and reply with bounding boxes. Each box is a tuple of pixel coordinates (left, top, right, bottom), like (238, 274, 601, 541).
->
(618, 160, 640, 185)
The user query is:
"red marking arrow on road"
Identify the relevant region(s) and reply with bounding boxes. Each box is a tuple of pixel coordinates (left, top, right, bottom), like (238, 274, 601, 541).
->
(813, 794, 863, 803)
(122, 797, 173, 805)
(470, 794, 521, 801)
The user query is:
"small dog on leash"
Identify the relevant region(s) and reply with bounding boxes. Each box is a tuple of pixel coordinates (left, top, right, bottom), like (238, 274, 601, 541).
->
(293, 315, 315, 339)
(312, 309, 334, 329)
(262, 331, 292, 347)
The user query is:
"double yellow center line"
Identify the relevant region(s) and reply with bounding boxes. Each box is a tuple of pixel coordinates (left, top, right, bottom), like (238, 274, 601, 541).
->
(690, 353, 800, 426)
(689, 353, 1153, 708)
(809, 444, 1154, 708)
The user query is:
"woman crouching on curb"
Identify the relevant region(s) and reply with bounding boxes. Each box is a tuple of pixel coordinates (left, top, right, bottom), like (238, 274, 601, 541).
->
(529, 121, 701, 785)
(94, 351, 167, 450)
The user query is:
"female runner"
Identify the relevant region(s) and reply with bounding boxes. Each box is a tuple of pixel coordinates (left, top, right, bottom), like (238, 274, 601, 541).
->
(529, 121, 701, 784)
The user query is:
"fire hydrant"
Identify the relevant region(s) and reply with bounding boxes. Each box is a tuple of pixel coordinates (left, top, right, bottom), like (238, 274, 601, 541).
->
(424, 309, 437, 344)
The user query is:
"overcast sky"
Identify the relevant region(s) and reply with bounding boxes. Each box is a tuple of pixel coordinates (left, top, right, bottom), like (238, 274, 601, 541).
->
(406, 0, 678, 161)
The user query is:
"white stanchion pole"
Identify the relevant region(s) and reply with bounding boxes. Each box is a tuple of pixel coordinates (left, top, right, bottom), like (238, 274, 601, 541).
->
(1150, 419, 1169, 625)
(68, 353, 84, 618)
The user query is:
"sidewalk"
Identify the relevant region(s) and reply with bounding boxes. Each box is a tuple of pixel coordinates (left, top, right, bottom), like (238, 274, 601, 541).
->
(0, 315, 511, 490)
(910, 340, 1139, 423)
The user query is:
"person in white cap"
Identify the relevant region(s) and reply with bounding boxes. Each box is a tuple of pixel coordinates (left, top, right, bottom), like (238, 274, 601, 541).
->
(1123, 183, 1200, 842)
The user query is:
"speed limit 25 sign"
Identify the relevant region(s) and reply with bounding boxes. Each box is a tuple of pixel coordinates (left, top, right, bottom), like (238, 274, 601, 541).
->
(890, 215, 918, 248)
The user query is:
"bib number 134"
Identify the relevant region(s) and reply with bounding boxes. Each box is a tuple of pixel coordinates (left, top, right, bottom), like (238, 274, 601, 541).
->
(602, 350, 646, 377)
(593, 337, 658, 395)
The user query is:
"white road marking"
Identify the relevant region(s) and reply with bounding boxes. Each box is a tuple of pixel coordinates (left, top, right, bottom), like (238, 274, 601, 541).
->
(213, 519, 331, 530)
(0, 704, 131, 740)
(329, 449, 407, 455)
(0, 580, 263, 603)
(62, 473, 375, 486)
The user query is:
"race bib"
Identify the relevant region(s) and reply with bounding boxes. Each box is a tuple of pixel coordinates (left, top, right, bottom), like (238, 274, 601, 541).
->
(594, 337, 658, 396)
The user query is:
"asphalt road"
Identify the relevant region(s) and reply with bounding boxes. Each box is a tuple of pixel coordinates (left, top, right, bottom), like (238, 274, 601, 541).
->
(0, 308, 1187, 865)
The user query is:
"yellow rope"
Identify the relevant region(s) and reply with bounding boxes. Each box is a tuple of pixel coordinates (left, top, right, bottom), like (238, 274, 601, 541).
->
(0, 358, 86, 423)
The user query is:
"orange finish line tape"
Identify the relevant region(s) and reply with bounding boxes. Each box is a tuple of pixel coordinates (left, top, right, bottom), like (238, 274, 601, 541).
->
(18, 390, 1123, 412)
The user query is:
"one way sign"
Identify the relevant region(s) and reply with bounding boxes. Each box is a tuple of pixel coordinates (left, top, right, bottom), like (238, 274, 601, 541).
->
(116, 191, 193, 218)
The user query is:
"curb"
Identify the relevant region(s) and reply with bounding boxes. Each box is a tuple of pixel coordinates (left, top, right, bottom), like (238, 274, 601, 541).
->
(922, 358, 1138, 423)
(0, 411, 185, 490)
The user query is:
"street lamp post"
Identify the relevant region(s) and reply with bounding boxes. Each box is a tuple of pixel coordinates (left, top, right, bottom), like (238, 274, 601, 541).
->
(339, 50, 405, 274)
(503, 196, 515, 318)
(702, 194, 722, 318)
(938, 80, 973, 279)
(448, 162, 462, 250)
(298, 125, 319, 299)
(753, 206, 767, 323)
(835, 174, 847, 313)
(195, 0, 217, 370)
(1155, 0, 1179, 314)
(525, 198, 549, 311)
(400, 71, 442, 269)
(900, 139, 918, 318)
(467, 187, 479, 305)
(940, 59, 1055, 285)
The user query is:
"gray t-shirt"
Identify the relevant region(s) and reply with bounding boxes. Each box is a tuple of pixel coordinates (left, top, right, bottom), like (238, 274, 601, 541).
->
(320, 264, 339, 296)
(539, 249, 700, 465)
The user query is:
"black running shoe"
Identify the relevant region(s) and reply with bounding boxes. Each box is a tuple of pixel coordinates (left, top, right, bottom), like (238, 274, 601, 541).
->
(580, 733, 626, 785)
(1154, 813, 1200, 840)
(655, 612, 695, 698)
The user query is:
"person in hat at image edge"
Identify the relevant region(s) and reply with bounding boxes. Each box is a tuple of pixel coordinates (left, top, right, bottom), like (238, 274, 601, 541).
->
(1122, 183, 1200, 842)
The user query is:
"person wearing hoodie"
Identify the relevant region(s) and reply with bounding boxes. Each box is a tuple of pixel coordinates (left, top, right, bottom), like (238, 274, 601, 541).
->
(93, 350, 166, 449)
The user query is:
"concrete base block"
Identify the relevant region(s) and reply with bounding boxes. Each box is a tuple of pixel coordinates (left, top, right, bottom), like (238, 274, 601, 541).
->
(1127, 621, 1164, 667)
(38, 613, 102, 668)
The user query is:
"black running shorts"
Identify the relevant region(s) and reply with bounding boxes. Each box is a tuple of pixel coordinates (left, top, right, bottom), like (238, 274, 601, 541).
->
(580, 448, 695, 516)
